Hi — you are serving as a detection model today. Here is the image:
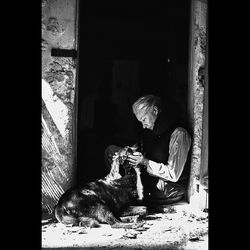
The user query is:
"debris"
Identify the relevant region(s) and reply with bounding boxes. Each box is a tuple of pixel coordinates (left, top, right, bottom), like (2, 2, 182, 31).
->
(189, 236, 201, 241)
(162, 228, 173, 232)
(122, 232, 138, 239)
(102, 233, 113, 236)
(163, 206, 177, 214)
(78, 230, 87, 234)
(196, 216, 208, 222)
(65, 224, 74, 227)
(131, 221, 146, 229)
(135, 227, 149, 232)
(42, 205, 208, 249)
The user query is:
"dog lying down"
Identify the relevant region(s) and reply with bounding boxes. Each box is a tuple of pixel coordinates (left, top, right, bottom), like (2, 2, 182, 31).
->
(54, 146, 145, 229)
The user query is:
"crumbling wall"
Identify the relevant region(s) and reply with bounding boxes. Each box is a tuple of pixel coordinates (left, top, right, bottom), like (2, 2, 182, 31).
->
(42, 0, 78, 214)
(187, 0, 208, 208)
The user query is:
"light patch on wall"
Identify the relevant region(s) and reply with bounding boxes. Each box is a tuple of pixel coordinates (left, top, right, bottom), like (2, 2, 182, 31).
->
(42, 79, 69, 138)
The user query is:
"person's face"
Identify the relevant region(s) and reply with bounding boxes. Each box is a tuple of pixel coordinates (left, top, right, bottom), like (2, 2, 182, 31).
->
(135, 106, 158, 130)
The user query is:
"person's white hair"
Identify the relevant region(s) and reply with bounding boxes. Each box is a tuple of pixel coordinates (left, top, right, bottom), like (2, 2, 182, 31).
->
(132, 95, 161, 116)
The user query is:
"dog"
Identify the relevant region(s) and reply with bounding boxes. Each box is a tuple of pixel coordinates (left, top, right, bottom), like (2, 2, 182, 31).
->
(54, 146, 144, 229)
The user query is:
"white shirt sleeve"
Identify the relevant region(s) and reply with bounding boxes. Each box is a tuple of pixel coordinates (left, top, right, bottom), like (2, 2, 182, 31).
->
(146, 127, 191, 182)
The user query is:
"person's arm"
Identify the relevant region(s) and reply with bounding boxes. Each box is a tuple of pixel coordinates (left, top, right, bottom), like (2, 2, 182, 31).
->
(143, 127, 191, 182)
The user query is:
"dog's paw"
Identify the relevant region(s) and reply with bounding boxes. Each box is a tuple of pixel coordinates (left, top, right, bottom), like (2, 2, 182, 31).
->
(78, 218, 100, 228)
(105, 172, 122, 182)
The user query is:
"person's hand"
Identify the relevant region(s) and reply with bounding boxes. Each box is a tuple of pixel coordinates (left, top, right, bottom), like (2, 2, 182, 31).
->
(127, 151, 145, 166)
(115, 146, 130, 160)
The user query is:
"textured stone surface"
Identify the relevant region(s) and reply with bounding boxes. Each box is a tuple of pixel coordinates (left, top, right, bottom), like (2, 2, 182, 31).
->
(41, 0, 76, 49)
(44, 58, 76, 105)
(42, 38, 49, 51)
(42, 0, 48, 7)
(42, 0, 77, 213)
(188, 0, 208, 202)
(46, 17, 65, 36)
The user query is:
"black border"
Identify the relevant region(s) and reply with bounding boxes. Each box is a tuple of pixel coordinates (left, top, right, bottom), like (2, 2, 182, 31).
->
(3, 0, 246, 249)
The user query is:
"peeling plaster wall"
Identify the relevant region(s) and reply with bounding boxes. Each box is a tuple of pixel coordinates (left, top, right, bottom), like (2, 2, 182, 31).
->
(42, 0, 78, 214)
(187, 0, 208, 206)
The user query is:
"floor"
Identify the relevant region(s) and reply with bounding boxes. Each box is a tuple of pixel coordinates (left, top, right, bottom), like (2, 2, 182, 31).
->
(42, 203, 208, 250)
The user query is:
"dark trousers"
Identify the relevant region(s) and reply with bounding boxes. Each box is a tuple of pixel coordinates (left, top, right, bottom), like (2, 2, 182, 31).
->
(104, 145, 186, 204)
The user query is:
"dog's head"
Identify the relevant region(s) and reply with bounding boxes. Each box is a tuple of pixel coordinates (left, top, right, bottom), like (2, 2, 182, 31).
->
(115, 146, 138, 174)
(115, 146, 133, 164)
(111, 145, 140, 176)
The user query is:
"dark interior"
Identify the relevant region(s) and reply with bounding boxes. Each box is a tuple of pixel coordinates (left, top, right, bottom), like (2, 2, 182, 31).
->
(76, 1, 191, 185)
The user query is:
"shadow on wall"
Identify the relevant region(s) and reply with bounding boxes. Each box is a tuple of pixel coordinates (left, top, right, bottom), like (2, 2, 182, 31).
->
(76, 60, 141, 185)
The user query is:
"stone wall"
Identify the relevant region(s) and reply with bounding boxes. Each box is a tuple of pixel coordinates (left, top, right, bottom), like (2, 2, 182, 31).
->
(42, 0, 78, 214)
(187, 0, 208, 208)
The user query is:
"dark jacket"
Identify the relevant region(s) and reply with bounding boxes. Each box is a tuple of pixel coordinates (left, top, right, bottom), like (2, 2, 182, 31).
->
(138, 107, 191, 188)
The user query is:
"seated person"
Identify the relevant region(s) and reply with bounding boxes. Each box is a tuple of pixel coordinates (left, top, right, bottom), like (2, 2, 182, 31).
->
(104, 94, 192, 204)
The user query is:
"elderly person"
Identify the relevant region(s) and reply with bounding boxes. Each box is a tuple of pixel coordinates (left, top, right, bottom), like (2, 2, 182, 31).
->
(104, 95, 192, 204)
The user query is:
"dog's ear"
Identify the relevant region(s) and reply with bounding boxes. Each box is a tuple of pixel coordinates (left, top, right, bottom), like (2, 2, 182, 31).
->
(130, 144, 138, 151)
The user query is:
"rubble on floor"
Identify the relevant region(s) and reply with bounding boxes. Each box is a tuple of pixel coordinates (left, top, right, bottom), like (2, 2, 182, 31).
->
(42, 204, 208, 250)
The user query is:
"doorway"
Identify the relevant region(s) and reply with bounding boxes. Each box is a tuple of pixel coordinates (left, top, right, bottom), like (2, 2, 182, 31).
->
(75, 1, 191, 185)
